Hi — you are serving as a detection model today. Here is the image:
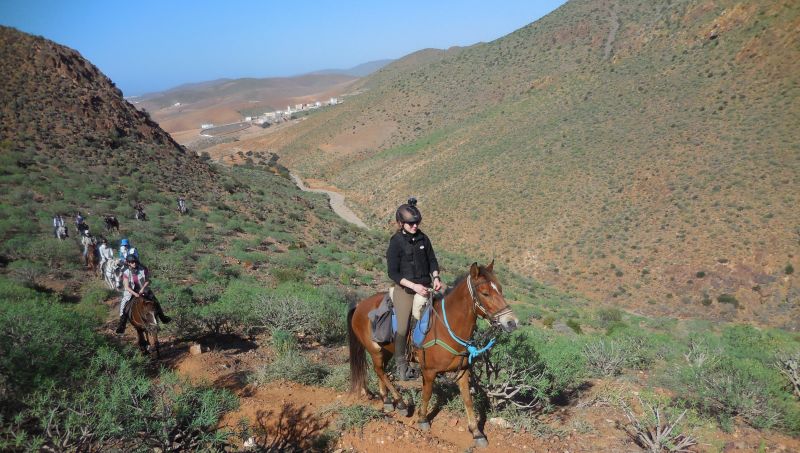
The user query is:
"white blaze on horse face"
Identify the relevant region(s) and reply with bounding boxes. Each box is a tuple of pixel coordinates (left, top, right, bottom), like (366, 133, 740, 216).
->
(490, 282, 500, 294)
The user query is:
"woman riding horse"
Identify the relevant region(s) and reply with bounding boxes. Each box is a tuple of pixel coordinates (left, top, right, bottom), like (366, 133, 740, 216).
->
(116, 255, 171, 334)
(349, 261, 519, 447)
(386, 197, 442, 380)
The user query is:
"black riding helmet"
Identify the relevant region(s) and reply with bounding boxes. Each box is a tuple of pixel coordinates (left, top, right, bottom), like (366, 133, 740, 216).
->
(125, 255, 138, 264)
(395, 197, 422, 224)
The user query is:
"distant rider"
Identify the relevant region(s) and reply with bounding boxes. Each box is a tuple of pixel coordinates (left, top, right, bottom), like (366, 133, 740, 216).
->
(53, 213, 65, 238)
(75, 211, 88, 236)
(116, 255, 171, 334)
(80, 229, 94, 262)
(97, 237, 115, 273)
(177, 196, 186, 213)
(118, 238, 139, 261)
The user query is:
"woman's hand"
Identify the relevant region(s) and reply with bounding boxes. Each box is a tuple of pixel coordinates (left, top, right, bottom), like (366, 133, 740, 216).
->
(433, 278, 442, 292)
(413, 283, 429, 297)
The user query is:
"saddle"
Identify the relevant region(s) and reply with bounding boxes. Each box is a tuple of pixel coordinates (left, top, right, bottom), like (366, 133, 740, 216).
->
(367, 289, 436, 348)
(124, 290, 155, 316)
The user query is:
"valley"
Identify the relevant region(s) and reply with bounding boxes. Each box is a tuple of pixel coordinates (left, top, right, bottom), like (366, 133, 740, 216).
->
(1, 0, 799, 450)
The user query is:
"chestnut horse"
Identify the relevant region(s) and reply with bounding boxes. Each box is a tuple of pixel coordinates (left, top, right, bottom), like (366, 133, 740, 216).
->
(86, 240, 99, 274)
(126, 297, 161, 357)
(348, 262, 519, 447)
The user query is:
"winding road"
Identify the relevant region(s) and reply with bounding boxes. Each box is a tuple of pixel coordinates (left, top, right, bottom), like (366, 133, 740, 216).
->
(290, 173, 368, 229)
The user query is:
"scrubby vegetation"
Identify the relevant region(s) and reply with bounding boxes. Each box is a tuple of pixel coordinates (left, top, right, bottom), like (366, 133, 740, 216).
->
(263, 0, 800, 330)
(2, 15, 799, 451)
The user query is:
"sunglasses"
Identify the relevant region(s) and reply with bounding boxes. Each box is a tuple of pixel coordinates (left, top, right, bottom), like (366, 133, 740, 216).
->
(404, 221, 419, 226)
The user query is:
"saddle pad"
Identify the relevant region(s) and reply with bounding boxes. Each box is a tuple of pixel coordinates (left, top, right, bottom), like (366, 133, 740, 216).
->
(412, 302, 433, 348)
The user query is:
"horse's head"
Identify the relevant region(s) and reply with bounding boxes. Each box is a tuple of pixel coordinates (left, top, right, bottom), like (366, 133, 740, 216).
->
(467, 261, 519, 333)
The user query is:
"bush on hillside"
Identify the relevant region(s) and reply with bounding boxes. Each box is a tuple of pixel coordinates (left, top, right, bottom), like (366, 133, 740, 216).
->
(668, 327, 800, 434)
(169, 279, 262, 338)
(475, 330, 584, 412)
(584, 339, 626, 377)
(0, 280, 102, 403)
(252, 351, 330, 386)
(252, 282, 348, 345)
(0, 278, 238, 451)
(5, 348, 237, 451)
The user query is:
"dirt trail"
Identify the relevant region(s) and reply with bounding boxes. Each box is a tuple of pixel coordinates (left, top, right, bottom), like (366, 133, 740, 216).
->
(95, 293, 800, 453)
(291, 172, 368, 229)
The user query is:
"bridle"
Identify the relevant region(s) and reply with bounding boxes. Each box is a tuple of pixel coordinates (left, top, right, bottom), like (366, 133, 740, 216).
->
(466, 274, 513, 327)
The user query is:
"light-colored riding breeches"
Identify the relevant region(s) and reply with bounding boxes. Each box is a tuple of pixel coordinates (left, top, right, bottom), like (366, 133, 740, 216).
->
(120, 292, 133, 316)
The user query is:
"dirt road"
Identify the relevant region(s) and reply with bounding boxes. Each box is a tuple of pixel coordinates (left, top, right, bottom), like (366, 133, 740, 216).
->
(291, 173, 368, 229)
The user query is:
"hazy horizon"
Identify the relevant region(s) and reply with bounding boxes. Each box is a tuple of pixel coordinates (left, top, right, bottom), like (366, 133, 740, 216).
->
(0, 0, 566, 96)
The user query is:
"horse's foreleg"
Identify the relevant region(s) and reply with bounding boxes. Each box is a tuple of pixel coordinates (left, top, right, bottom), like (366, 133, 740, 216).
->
(458, 369, 487, 447)
(417, 369, 436, 430)
(136, 329, 148, 354)
(148, 329, 160, 358)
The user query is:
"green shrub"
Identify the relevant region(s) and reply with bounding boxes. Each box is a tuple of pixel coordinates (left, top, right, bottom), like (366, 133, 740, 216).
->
(194, 279, 264, 336)
(271, 330, 298, 354)
(717, 294, 739, 308)
(666, 328, 800, 434)
(335, 405, 383, 432)
(252, 353, 330, 386)
(0, 278, 238, 451)
(566, 318, 583, 334)
(7, 259, 47, 287)
(584, 339, 625, 377)
(8, 348, 238, 451)
(273, 267, 306, 283)
(252, 282, 348, 344)
(596, 307, 623, 325)
(0, 279, 102, 400)
(785, 264, 794, 275)
(476, 330, 584, 412)
(321, 364, 352, 392)
(75, 281, 114, 322)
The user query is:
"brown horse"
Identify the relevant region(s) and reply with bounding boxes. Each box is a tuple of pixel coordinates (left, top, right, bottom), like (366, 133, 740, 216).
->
(348, 262, 519, 447)
(127, 297, 160, 357)
(86, 239, 99, 274)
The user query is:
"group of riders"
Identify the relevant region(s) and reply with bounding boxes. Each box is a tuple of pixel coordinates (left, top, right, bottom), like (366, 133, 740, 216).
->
(52, 200, 185, 336)
(53, 195, 437, 380)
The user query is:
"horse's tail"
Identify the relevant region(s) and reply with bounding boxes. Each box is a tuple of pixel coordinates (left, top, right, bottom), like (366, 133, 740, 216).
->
(348, 303, 367, 394)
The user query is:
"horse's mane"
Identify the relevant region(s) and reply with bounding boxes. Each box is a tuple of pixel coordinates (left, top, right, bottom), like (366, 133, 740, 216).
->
(443, 264, 497, 297)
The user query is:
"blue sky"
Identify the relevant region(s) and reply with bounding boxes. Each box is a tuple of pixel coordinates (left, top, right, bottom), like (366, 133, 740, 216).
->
(1, 0, 566, 96)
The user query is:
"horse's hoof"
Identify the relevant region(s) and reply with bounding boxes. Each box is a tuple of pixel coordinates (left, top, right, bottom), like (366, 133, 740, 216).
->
(473, 435, 489, 448)
(395, 401, 410, 416)
(418, 421, 430, 431)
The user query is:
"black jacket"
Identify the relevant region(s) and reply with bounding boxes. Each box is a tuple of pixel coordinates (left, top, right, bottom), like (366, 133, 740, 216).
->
(387, 230, 439, 291)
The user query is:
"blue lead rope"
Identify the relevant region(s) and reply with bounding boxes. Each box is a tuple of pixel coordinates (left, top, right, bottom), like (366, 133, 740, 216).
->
(440, 296, 496, 364)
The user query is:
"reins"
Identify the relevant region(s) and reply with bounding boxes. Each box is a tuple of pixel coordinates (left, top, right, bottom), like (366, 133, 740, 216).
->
(420, 274, 499, 364)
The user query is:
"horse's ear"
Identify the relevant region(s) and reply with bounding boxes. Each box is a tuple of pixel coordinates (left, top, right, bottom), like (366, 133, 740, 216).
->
(487, 260, 495, 272)
(470, 262, 479, 278)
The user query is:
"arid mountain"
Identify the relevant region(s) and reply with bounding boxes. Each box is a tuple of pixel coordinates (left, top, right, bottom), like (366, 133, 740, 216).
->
(310, 59, 394, 77)
(236, 0, 800, 327)
(0, 25, 217, 196)
(136, 73, 360, 139)
(0, 26, 182, 152)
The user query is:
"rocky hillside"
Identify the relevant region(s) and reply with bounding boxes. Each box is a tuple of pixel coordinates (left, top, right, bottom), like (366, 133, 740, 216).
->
(0, 26, 219, 195)
(232, 0, 800, 328)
